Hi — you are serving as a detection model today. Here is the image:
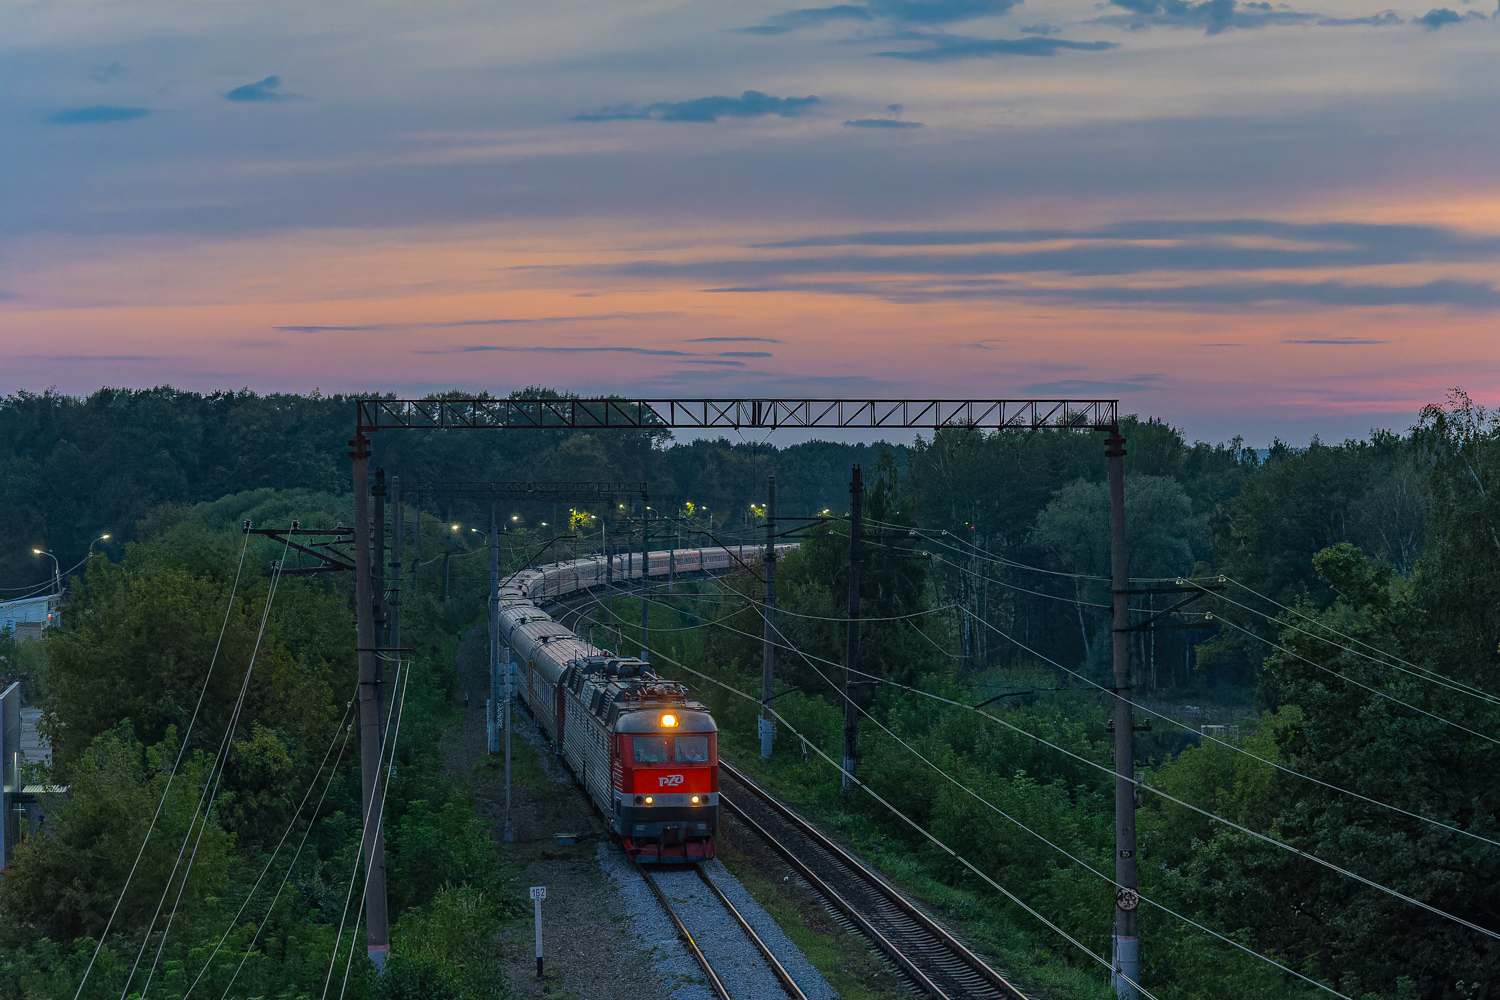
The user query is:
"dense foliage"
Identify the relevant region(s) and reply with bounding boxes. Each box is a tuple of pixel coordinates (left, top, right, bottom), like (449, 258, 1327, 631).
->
(0, 494, 517, 1000)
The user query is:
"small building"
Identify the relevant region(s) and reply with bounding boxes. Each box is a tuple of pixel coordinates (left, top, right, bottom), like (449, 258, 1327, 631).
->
(0, 594, 60, 642)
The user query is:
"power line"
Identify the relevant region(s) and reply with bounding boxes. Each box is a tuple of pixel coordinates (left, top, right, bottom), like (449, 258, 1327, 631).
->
(755, 611, 1349, 998)
(613, 631, 1161, 1000)
(334, 657, 413, 1000)
(1211, 614, 1500, 750)
(1197, 578, 1500, 708)
(616, 579, 1500, 850)
(71, 526, 254, 1000)
(322, 656, 411, 1000)
(928, 552, 1113, 610)
(642, 587, 958, 623)
(879, 514, 1500, 711)
(179, 688, 358, 1000)
(131, 535, 296, 999)
(610, 585, 1500, 940)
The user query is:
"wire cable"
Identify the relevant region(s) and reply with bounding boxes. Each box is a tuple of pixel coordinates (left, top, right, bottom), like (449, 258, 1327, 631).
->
(71, 526, 254, 1000)
(1222, 576, 1500, 698)
(333, 658, 412, 1000)
(619, 579, 1500, 850)
(179, 688, 358, 999)
(321, 656, 411, 1000)
(880, 515, 1500, 709)
(1209, 614, 1500, 750)
(131, 535, 295, 999)
(928, 552, 1113, 610)
(756, 613, 1349, 998)
(615, 635, 1160, 999)
(1189, 579, 1500, 708)
(608, 585, 1500, 939)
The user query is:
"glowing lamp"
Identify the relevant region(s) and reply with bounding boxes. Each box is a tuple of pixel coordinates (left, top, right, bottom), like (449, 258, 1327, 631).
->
(660, 713, 678, 728)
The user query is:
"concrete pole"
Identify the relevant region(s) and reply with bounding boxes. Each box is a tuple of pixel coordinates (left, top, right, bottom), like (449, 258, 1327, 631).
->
(760, 476, 777, 759)
(489, 506, 500, 755)
(373, 469, 387, 648)
(1106, 427, 1139, 999)
(504, 642, 514, 843)
(348, 433, 390, 971)
(843, 466, 862, 788)
(639, 503, 650, 664)
(389, 478, 402, 655)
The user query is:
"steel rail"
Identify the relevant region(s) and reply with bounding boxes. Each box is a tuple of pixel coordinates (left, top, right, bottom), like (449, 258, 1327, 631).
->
(633, 860, 731, 1000)
(719, 761, 1027, 1000)
(691, 866, 810, 1000)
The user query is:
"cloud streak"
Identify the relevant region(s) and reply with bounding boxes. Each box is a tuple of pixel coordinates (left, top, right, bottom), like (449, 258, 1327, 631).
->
(275, 313, 673, 333)
(844, 118, 925, 128)
(574, 91, 819, 123)
(48, 106, 150, 124)
(876, 33, 1120, 59)
(226, 76, 294, 102)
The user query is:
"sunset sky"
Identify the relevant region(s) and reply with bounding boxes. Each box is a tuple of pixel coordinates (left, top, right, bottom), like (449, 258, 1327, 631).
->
(3, 0, 1498, 444)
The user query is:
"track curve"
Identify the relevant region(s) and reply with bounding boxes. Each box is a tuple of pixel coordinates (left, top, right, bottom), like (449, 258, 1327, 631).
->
(719, 761, 1030, 1000)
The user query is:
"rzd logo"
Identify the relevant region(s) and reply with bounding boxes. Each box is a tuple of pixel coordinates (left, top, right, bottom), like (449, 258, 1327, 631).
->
(658, 774, 685, 787)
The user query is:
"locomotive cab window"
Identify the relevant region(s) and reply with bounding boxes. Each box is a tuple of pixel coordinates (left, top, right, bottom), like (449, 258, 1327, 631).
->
(675, 735, 710, 763)
(632, 737, 671, 763)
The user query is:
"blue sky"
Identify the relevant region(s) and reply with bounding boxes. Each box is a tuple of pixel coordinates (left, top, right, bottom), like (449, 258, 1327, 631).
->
(2, 0, 1498, 443)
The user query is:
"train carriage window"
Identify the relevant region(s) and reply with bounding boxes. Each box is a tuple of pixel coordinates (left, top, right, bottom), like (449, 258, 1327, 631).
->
(674, 736, 709, 763)
(632, 737, 670, 763)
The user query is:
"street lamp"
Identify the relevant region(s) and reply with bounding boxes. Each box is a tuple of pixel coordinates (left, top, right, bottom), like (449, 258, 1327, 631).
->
(32, 549, 60, 596)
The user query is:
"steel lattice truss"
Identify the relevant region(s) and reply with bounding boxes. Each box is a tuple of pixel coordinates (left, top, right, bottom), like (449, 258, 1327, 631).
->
(355, 397, 1119, 433)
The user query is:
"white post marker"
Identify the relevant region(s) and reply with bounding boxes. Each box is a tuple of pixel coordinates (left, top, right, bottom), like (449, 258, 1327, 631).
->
(530, 885, 547, 976)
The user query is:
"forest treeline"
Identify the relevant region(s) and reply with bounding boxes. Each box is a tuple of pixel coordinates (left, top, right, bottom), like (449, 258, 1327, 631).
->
(0, 384, 1444, 698)
(2, 384, 1499, 999)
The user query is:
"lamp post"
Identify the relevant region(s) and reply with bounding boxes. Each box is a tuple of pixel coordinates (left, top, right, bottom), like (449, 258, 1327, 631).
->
(31, 549, 60, 596)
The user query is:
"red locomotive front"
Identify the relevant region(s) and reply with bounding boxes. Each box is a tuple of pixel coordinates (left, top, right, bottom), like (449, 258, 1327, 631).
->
(611, 699, 719, 863)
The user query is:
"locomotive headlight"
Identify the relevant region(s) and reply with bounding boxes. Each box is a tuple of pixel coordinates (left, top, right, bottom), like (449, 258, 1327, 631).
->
(644, 796, 654, 804)
(661, 713, 679, 728)
(691, 795, 701, 804)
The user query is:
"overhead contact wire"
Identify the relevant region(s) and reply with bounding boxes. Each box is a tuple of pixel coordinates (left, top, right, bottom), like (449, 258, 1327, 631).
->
(72, 525, 254, 1000)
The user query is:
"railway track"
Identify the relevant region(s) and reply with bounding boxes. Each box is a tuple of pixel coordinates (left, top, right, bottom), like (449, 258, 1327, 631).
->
(542, 587, 1025, 998)
(719, 761, 1029, 1000)
(635, 859, 812, 1000)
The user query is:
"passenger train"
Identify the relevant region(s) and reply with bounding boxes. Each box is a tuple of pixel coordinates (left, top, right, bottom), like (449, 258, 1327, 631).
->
(498, 544, 792, 863)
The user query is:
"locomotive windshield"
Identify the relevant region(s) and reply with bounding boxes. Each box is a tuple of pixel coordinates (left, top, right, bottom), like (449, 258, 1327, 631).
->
(633, 737, 671, 762)
(630, 735, 711, 763)
(675, 736, 710, 762)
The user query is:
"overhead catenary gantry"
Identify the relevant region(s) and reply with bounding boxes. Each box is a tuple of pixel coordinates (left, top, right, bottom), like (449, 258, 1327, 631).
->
(346, 394, 1142, 999)
(356, 396, 1118, 433)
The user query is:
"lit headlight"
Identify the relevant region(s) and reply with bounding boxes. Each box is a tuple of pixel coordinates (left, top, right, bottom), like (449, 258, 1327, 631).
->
(644, 796, 653, 804)
(691, 795, 700, 804)
(661, 713, 678, 728)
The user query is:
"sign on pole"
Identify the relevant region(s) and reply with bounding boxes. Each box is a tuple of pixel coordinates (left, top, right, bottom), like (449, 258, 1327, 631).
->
(530, 886, 547, 977)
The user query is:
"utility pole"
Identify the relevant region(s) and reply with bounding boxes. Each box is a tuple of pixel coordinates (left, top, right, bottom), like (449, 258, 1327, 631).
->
(843, 466, 862, 788)
(760, 476, 776, 759)
(373, 469, 387, 648)
(389, 478, 402, 655)
(503, 638, 514, 842)
(1106, 428, 1139, 999)
(348, 434, 390, 972)
(639, 503, 650, 664)
(489, 506, 501, 755)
